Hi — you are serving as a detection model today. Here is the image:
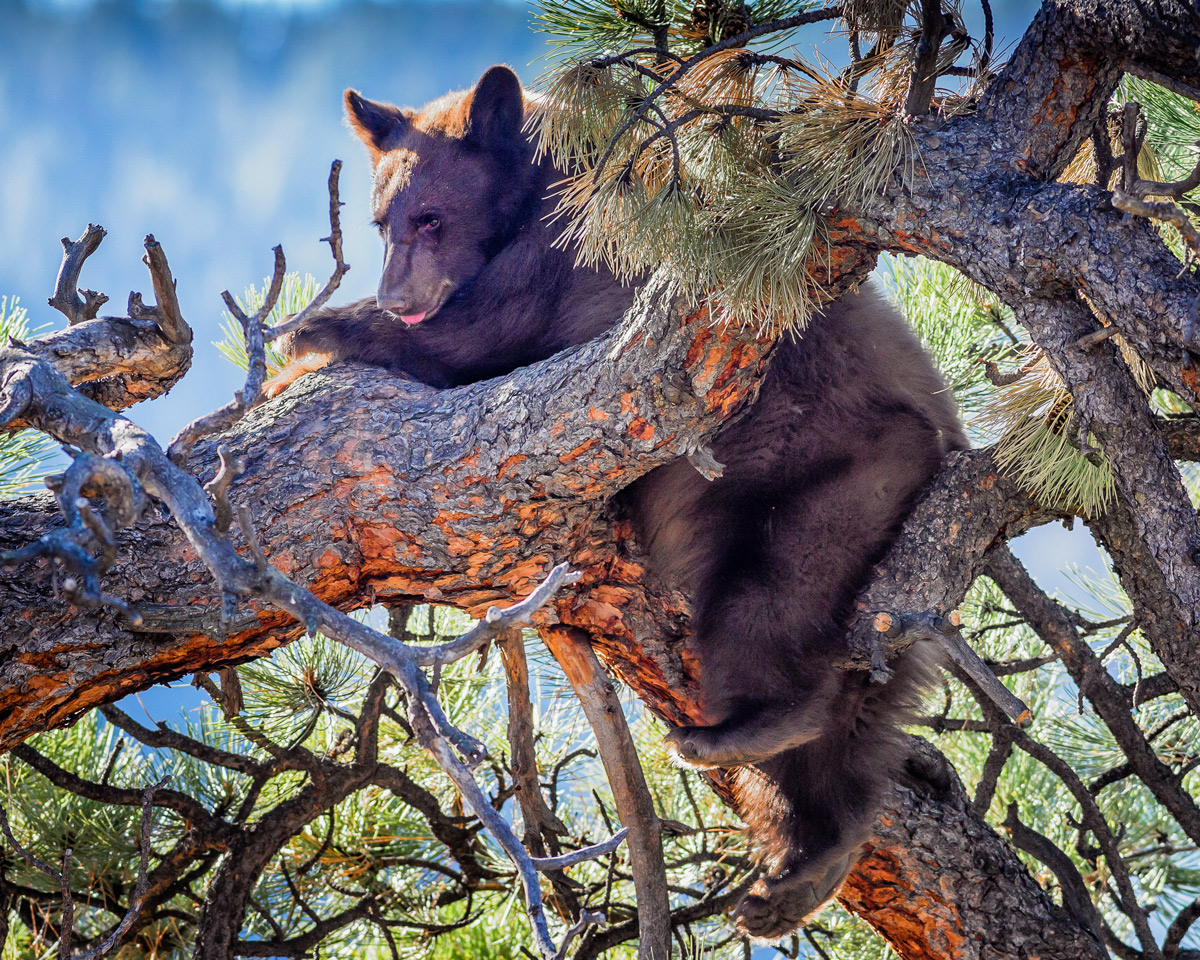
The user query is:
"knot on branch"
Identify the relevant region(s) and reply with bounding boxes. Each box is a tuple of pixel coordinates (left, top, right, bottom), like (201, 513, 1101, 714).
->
(2, 449, 147, 625)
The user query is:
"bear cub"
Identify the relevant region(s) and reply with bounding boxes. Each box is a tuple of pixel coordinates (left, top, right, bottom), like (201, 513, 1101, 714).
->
(270, 65, 965, 938)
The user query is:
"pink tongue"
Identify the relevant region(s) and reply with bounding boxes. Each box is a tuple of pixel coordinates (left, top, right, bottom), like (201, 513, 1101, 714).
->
(400, 312, 426, 325)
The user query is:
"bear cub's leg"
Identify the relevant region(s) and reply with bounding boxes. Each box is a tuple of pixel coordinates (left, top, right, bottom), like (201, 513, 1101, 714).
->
(655, 449, 914, 772)
(665, 676, 839, 768)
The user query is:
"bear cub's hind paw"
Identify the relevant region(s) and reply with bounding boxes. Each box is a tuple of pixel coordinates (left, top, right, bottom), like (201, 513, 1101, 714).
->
(734, 849, 858, 940)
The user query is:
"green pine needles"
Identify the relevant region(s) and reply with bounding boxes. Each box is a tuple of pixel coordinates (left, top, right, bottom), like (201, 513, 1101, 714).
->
(0, 296, 56, 500)
(533, 0, 980, 332)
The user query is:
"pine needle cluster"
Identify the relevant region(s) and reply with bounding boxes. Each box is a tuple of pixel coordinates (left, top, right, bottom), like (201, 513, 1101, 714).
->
(533, 0, 988, 331)
(977, 348, 1122, 519)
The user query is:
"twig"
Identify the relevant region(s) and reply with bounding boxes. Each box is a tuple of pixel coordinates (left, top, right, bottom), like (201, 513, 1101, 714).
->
(1165, 894, 1200, 960)
(982, 355, 1038, 386)
(589, 6, 843, 183)
(1112, 189, 1200, 263)
(1126, 144, 1200, 200)
(265, 161, 351, 345)
(532, 829, 629, 871)
(1076, 325, 1121, 350)
(972, 728, 1014, 813)
(47, 224, 109, 326)
(869, 611, 1032, 724)
(0, 803, 64, 880)
(1121, 103, 1143, 194)
(140, 236, 191, 346)
(99, 738, 125, 786)
(1, 450, 147, 625)
(985, 545, 1200, 847)
(203, 447, 246, 535)
(548, 748, 596, 815)
(71, 777, 170, 960)
(903, 0, 945, 117)
(978, 0, 994, 75)
(1002, 801, 1105, 946)
(166, 245, 285, 465)
(554, 910, 606, 960)
(414, 565, 580, 669)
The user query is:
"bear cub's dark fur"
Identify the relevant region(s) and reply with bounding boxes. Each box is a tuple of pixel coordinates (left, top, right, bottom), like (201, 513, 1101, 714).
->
(274, 65, 966, 938)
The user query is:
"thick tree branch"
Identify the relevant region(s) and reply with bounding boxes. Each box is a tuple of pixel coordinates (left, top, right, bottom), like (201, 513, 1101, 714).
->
(1019, 299, 1200, 716)
(541, 625, 671, 960)
(839, 737, 1108, 960)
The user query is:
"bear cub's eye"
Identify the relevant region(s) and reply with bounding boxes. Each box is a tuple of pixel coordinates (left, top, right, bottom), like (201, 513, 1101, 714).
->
(416, 213, 441, 233)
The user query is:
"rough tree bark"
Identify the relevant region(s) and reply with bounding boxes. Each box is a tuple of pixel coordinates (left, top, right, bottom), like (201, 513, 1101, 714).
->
(1, 0, 1198, 956)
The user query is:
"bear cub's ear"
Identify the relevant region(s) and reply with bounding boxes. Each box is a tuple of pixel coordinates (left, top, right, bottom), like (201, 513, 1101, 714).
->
(345, 90, 408, 159)
(467, 66, 525, 148)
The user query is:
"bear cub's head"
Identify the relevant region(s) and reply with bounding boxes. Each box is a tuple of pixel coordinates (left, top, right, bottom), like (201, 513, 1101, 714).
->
(344, 65, 540, 327)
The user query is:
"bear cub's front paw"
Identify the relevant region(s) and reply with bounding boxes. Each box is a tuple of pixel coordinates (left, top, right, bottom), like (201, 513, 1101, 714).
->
(263, 354, 333, 398)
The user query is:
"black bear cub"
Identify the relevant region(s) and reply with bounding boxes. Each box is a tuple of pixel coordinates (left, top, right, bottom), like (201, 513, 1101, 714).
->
(270, 65, 965, 938)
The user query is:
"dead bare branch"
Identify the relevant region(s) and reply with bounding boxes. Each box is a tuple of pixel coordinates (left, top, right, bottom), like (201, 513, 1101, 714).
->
(264, 161, 350, 345)
(531, 829, 629, 871)
(46, 224, 109, 327)
(166, 244, 284, 464)
(140, 235, 191, 346)
(868, 610, 1032, 724)
(541, 625, 672, 960)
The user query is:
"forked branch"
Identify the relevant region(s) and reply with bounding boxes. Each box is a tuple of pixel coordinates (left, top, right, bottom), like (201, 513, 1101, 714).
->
(47, 224, 109, 327)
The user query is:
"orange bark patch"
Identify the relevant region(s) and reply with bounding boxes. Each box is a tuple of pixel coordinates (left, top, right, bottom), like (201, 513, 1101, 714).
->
(560, 437, 599, 464)
(1183, 365, 1200, 401)
(358, 524, 405, 560)
(496, 454, 527, 478)
(627, 418, 654, 441)
(684, 326, 715, 369)
(588, 407, 610, 421)
(317, 548, 341, 569)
